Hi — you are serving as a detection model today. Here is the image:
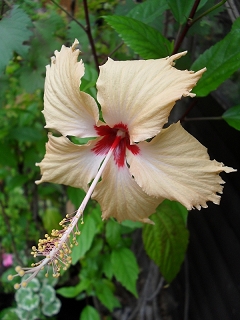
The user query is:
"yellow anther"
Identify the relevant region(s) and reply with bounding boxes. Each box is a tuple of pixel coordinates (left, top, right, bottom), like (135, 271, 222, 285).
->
(14, 283, 20, 290)
(21, 281, 27, 287)
(15, 266, 22, 272)
(18, 270, 25, 277)
(7, 275, 13, 281)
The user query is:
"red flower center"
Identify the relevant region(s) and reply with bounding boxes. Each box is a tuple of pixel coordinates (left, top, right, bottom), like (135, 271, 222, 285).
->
(92, 123, 140, 167)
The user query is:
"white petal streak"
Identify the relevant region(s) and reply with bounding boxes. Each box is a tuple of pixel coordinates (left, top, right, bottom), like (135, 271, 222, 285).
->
(92, 158, 162, 223)
(36, 134, 105, 191)
(127, 122, 235, 210)
(97, 53, 206, 142)
(44, 39, 99, 138)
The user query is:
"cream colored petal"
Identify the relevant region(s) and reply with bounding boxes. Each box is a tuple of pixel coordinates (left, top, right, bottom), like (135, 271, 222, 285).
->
(92, 157, 163, 223)
(127, 122, 235, 210)
(97, 53, 206, 142)
(36, 133, 105, 191)
(44, 39, 99, 138)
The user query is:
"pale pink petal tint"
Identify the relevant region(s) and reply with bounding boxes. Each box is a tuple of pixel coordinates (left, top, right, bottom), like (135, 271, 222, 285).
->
(36, 40, 235, 223)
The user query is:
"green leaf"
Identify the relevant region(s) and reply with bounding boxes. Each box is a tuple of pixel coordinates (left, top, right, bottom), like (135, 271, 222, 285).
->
(6, 175, 29, 190)
(40, 285, 56, 306)
(104, 15, 173, 58)
(120, 220, 143, 229)
(164, 199, 188, 224)
(18, 13, 64, 93)
(166, 0, 195, 24)
(9, 127, 42, 142)
(127, 0, 168, 24)
(18, 308, 39, 320)
(192, 17, 240, 97)
(0, 308, 18, 320)
(94, 279, 121, 312)
(16, 308, 41, 320)
(0, 143, 17, 168)
(57, 278, 91, 298)
(15, 287, 40, 311)
(102, 254, 113, 279)
(87, 238, 104, 258)
(0, 6, 32, 73)
(67, 20, 88, 47)
(19, 67, 44, 93)
(80, 306, 101, 320)
(106, 219, 122, 248)
(80, 64, 98, 98)
(71, 213, 98, 264)
(41, 297, 61, 317)
(23, 277, 40, 293)
(42, 207, 62, 234)
(111, 247, 139, 297)
(142, 201, 189, 283)
(67, 186, 86, 209)
(222, 105, 240, 130)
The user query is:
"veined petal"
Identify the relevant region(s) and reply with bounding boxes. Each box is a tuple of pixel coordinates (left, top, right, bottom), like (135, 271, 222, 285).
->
(36, 133, 105, 191)
(127, 122, 235, 210)
(97, 54, 206, 143)
(44, 39, 99, 138)
(92, 157, 163, 223)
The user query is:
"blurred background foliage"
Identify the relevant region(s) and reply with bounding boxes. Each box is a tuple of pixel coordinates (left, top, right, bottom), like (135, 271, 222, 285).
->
(0, 0, 239, 319)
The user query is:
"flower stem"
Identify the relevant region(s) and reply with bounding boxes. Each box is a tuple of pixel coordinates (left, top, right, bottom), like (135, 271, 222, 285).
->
(50, 0, 85, 31)
(191, 0, 227, 26)
(83, 0, 99, 73)
(172, 0, 201, 54)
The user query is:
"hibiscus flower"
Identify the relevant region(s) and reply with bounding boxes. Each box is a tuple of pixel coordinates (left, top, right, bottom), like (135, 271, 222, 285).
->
(36, 39, 234, 223)
(9, 40, 235, 288)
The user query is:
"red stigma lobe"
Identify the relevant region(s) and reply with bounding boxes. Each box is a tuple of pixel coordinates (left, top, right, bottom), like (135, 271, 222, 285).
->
(92, 124, 140, 167)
